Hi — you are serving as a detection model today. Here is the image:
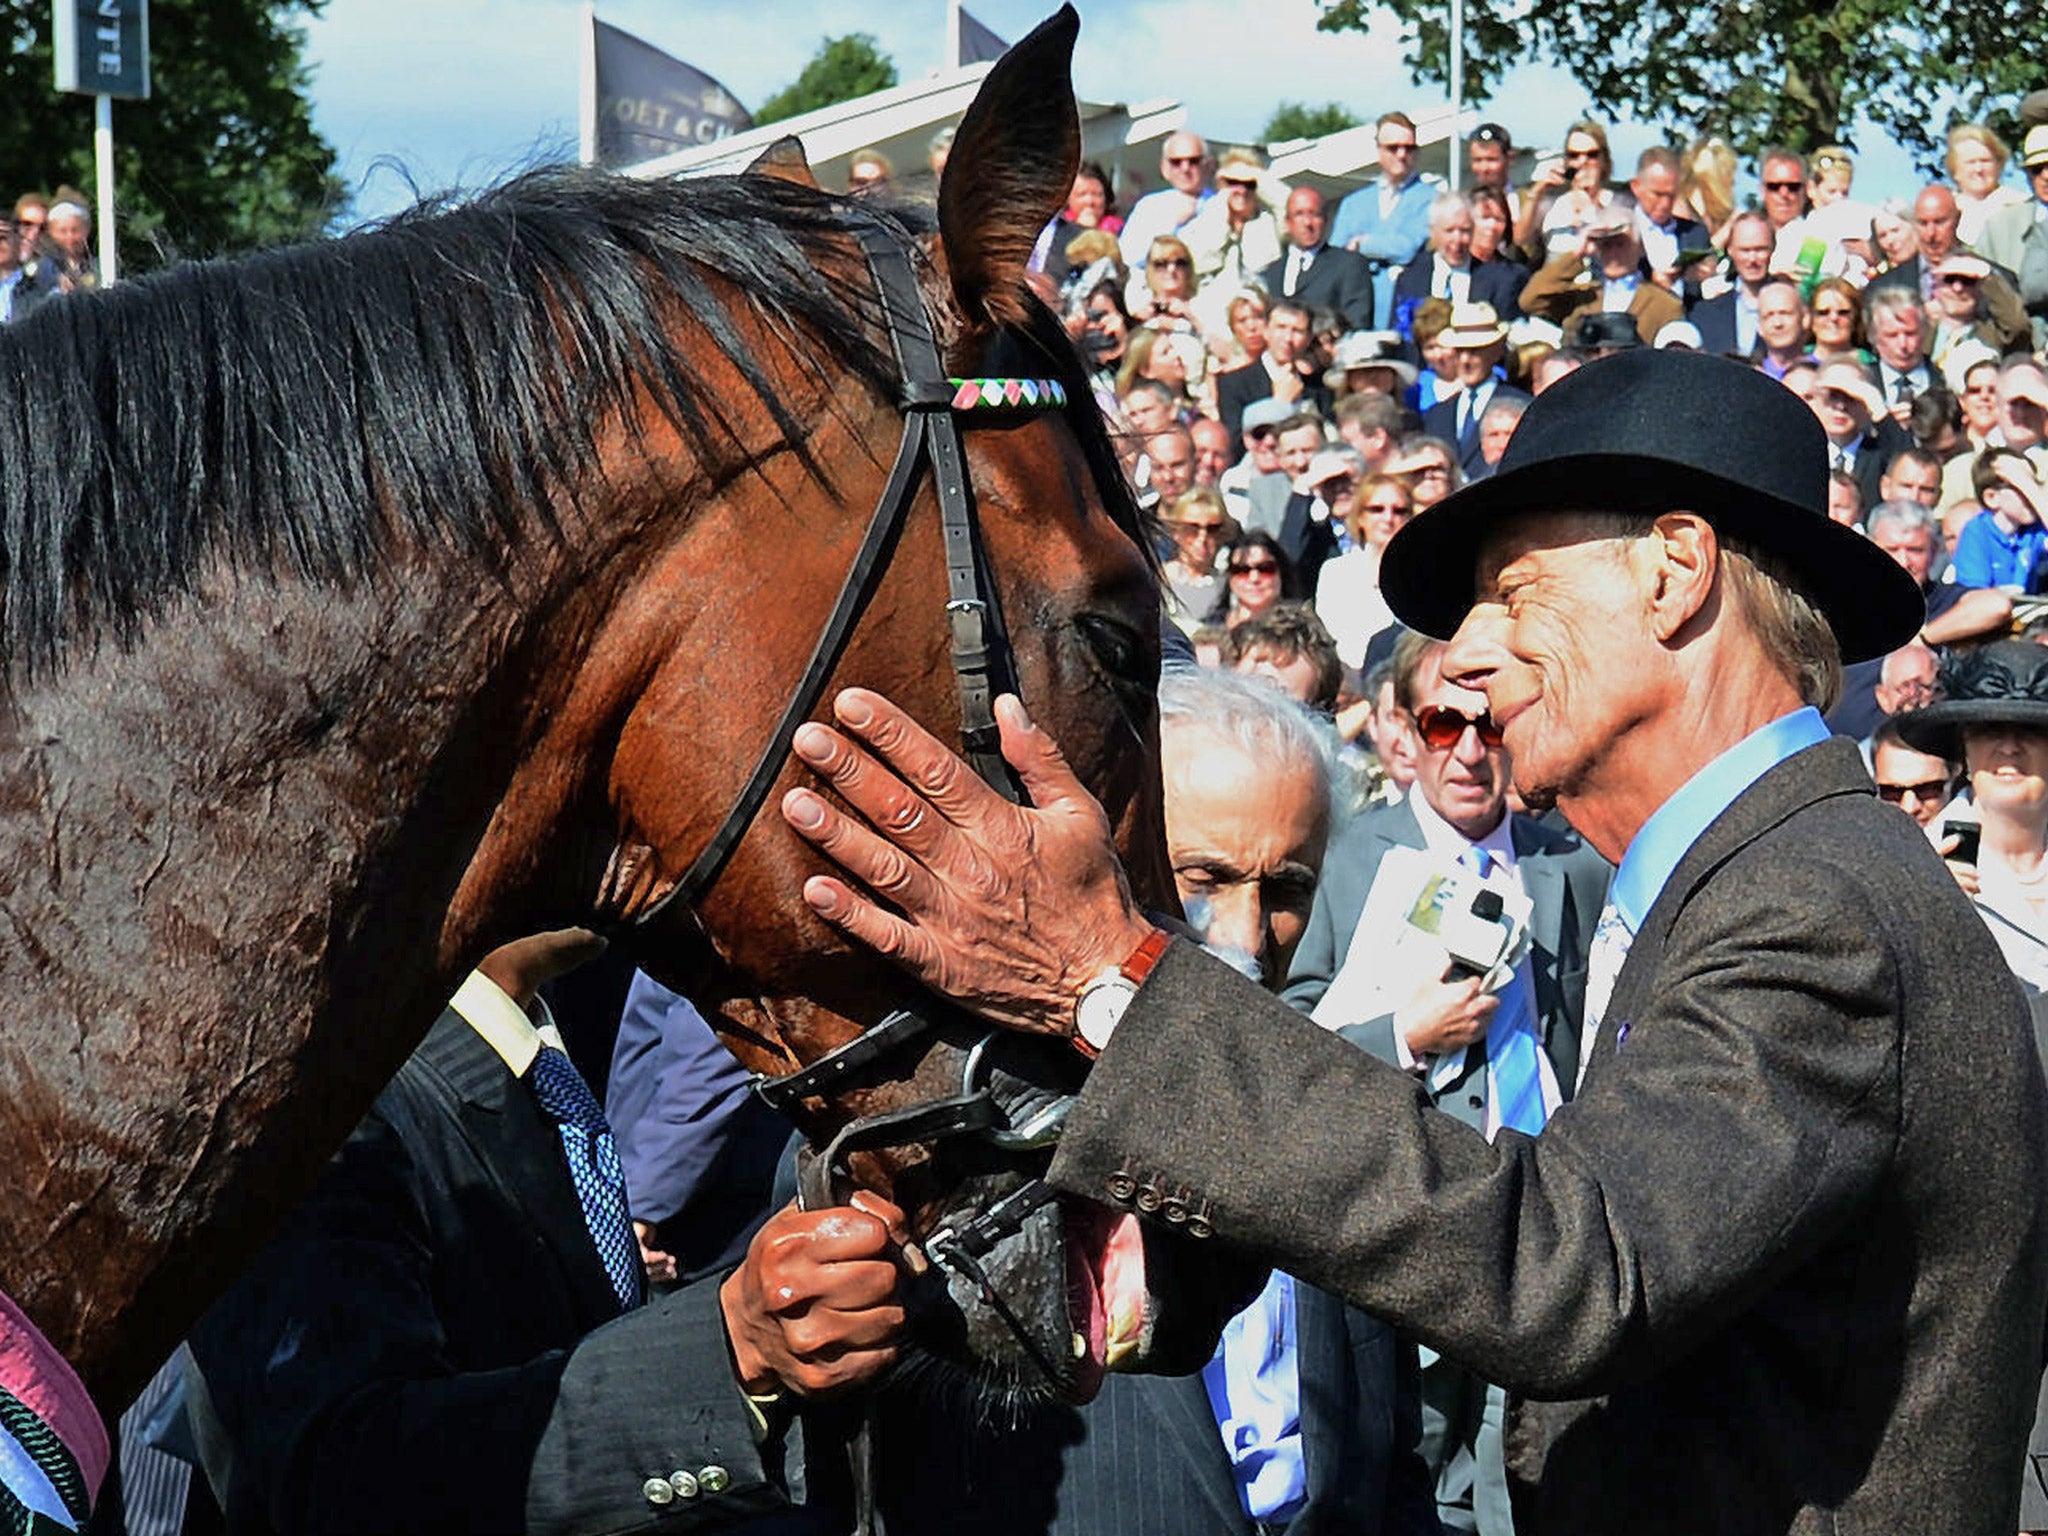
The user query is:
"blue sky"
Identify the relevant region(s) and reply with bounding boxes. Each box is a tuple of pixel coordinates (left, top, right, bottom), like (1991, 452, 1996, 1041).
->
(303, 0, 1939, 225)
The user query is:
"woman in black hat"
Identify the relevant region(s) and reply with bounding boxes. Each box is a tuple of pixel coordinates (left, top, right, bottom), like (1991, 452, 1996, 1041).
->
(1897, 640, 2048, 991)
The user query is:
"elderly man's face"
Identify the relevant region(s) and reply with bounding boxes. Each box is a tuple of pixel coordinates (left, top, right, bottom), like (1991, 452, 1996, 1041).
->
(1121, 389, 1174, 435)
(1872, 738, 1954, 828)
(1631, 162, 1679, 226)
(1162, 725, 1327, 985)
(1161, 134, 1208, 196)
(1876, 644, 1939, 715)
(1871, 520, 1937, 583)
(47, 211, 89, 261)
(1728, 220, 1775, 286)
(1285, 188, 1326, 250)
(1479, 408, 1519, 465)
(1408, 648, 1511, 839)
(1760, 156, 1808, 229)
(1454, 340, 1501, 388)
(1148, 432, 1194, 500)
(1814, 385, 1868, 441)
(1435, 206, 1475, 266)
(1444, 516, 1664, 817)
(1915, 187, 1960, 263)
(1756, 286, 1805, 351)
(1592, 228, 1641, 278)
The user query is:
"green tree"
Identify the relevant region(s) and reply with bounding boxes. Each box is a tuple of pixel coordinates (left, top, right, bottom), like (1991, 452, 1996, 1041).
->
(1315, 0, 2046, 160)
(0, 0, 342, 266)
(1262, 101, 1362, 144)
(754, 33, 898, 127)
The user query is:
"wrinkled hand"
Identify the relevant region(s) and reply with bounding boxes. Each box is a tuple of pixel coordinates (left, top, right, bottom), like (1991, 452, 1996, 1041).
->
(1396, 968, 1500, 1058)
(781, 689, 1157, 1037)
(720, 1193, 909, 1398)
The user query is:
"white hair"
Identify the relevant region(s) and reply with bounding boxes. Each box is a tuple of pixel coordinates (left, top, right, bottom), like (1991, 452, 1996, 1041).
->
(1158, 668, 1341, 816)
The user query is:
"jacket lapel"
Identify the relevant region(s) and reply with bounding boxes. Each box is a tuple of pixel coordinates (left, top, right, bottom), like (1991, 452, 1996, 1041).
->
(1586, 737, 1871, 1084)
(427, 1015, 626, 1325)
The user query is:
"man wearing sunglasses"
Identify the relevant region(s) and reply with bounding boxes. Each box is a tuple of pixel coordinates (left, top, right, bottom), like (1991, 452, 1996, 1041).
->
(1866, 184, 2030, 353)
(1282, 630, 1609, 1536)
(1330, 111, 1439, 331)
(1118, 131, 1214, 271)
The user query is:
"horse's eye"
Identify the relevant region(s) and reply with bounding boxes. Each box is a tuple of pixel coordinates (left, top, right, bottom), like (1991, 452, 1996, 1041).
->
(1074, 614, 1149, 685)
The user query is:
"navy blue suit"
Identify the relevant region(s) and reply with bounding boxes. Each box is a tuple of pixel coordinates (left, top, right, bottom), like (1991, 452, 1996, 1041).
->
(1391, 255, 1527, 340)
(1422, 384, 1531, 476)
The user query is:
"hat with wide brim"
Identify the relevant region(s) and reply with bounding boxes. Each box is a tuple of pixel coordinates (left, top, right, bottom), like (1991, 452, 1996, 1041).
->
(1324, 330, 1418, 388)
(1894, 642, 2048, 761)
(1442, 301, 1509, 348)
(1377, 348, 1924, 663)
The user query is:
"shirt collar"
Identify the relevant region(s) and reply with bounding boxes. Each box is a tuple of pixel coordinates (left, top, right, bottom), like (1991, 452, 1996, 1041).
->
(1609, 706, 1828, 931)
(449, 970, 565, 1075)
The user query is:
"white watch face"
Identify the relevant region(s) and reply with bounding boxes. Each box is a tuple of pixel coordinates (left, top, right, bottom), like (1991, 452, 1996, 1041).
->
(1076, 975, 1137, 1053)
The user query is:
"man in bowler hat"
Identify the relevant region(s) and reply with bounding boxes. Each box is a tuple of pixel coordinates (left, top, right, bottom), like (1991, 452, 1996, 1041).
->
(774, 349, 2048, 1533)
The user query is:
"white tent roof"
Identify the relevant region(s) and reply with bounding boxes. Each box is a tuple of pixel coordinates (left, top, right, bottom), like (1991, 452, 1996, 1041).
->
(623, 63, 1186, 194)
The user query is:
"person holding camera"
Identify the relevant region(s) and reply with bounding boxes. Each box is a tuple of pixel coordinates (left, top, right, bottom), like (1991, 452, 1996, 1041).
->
(1898, 642, 2048, 993)
(1280, 628, 1611, 1535)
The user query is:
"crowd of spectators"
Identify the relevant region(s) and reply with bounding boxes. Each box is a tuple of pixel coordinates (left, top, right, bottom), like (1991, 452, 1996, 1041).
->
(0, 186, 99, 319)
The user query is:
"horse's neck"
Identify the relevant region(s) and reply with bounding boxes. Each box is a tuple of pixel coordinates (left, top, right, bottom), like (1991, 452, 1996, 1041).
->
(0, 545, 577, 1401)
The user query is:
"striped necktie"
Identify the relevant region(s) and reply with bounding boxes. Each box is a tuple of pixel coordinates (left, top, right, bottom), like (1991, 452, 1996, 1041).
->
(1462, 847, 1547, 1137)
(527, 1045, 642, 1313)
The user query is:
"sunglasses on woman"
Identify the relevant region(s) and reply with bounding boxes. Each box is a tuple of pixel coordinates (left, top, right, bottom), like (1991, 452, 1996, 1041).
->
(1412, 704, 1506, 750)
(1230, 559, 1279, 577)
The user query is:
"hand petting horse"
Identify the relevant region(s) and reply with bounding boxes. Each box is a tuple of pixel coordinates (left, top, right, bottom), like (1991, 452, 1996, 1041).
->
(0, 8, 1252, 1523)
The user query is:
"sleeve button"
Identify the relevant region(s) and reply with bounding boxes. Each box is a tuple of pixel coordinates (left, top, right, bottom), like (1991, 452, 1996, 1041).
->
(698, 1465, 731, 1494)
(669, 1471, 700, 1499)
(1105, 1173, 1136, 1202)
(642, 1477, 676, 1507)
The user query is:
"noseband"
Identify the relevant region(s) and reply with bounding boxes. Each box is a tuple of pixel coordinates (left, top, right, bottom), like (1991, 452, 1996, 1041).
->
(631, 211, 1083, 1265)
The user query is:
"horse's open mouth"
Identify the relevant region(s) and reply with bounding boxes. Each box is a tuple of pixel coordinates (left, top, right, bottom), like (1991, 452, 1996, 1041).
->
(1062, 1196, 1147, 1400)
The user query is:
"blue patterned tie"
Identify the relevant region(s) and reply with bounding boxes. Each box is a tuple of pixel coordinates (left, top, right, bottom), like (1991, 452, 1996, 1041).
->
(1463, 847, 1549, 1137)
(527, 1045, 642, 1313)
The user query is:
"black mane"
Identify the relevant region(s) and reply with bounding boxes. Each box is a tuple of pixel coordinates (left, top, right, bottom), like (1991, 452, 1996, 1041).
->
(0, 165, 1140, 679)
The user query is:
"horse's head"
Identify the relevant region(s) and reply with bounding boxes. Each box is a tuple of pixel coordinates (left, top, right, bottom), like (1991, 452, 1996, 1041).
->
(577, 8, 1257, 1405)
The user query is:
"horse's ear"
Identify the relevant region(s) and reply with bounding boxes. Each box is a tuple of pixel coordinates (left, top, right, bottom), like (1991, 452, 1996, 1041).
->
(936, 5, 1081, 331)
(747, 136, 820, 189)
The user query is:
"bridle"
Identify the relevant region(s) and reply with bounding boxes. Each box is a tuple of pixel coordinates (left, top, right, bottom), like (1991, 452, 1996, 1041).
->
(630, 209, 1089, 1309)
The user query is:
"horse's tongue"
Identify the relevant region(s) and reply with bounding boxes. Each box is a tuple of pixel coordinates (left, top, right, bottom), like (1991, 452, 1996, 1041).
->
(1099, 1212, 1146, 1368)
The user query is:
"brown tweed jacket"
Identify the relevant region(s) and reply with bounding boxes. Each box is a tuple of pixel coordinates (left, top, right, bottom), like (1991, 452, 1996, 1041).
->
(1050, 738, 2048, 1534)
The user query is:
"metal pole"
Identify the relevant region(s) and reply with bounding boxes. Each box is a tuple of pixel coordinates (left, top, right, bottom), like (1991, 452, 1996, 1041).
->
(94, 93, 117, 286)
(1447, 0, 1464, 192)
(578, 0, 598, 166)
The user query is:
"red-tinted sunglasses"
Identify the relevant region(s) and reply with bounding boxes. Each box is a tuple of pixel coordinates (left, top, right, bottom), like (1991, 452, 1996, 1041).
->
(1413, 704, 1505, 750)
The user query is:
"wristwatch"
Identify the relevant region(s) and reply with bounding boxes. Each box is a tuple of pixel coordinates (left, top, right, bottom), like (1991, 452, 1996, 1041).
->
(1072, 928, 1173, 1060)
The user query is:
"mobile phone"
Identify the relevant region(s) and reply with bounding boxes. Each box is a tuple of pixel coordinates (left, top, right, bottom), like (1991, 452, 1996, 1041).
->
(1944, 821, 1981, 866)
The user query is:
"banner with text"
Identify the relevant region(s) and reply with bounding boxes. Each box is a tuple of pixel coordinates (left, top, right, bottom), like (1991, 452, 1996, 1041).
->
(52, 0, 150, 99)
(593, 18, 752, 169)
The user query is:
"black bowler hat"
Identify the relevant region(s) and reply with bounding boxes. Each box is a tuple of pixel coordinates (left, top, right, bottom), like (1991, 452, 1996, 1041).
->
(1894, 642, 2048, 762)
(1377, 348, 1924, 663)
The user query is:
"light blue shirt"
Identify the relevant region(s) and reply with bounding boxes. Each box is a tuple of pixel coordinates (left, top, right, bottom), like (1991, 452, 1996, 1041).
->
(1609, 707, 1832, 933)
(1202, 1270, 1308, 1523)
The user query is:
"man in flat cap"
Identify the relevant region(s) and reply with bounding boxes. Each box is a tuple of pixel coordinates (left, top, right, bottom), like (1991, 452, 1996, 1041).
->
(777, 349, 2048, 1534)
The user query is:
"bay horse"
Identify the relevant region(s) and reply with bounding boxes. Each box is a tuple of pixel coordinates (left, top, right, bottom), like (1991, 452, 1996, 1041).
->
(0, 7, 1250, 1511)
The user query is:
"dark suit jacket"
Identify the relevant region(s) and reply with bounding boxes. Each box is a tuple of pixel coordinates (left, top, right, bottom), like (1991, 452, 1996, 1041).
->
(862, 1280, 1439, 1536)
(1257, 245, 1377, 330)
(1283, 798, 1607, 1520)
(187, 1010, 796, 1535)
(1391, 253, 1528, 334)
(1686, 290, 1745, 358)
(1273, 492, 1342, 591)
(1420, 384, 1533, 477)
(1051, 739, 2048, 1534)
(1216, 364, 1334, 448)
